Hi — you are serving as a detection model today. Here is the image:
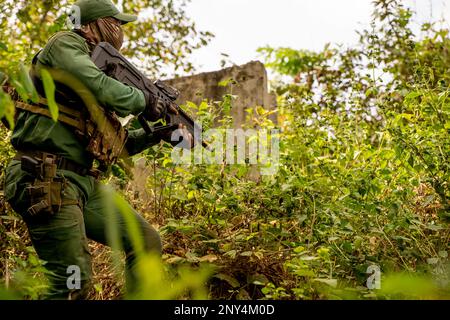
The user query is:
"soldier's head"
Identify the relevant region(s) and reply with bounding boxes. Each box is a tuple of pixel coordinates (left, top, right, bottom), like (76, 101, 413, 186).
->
(70, 0, 138, 50)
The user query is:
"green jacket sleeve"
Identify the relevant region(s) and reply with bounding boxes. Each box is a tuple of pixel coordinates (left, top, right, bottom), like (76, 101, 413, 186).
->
(37, 32, 146, 117)
(126, 128, 161, 156)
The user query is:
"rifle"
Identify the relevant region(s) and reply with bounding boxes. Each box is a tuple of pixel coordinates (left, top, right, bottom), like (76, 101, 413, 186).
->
(91, 42, 206, 148)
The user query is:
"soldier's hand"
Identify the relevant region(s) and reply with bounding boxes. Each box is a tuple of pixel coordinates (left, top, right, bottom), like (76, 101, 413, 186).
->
(157, 124, 193, 149)
(143, 92, 165, 121)
(177, 124, 194, 149)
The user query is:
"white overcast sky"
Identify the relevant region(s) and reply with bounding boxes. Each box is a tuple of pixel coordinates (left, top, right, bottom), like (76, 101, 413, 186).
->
(184, 0, 450, 74)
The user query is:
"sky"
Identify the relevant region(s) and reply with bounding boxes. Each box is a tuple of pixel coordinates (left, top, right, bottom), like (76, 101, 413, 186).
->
(184, 0, 450, 74)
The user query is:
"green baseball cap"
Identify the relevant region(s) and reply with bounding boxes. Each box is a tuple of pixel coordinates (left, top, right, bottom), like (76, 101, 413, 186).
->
(73, 0, 138, 25)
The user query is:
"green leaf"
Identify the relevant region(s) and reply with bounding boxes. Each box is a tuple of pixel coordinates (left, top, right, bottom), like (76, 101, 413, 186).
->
(404, 91, 422, 101)
(224, 249, 237, 259)
(381, 274, 437, 298)
(240, 251, 253, 257)
(0, 89, 15, 129)
(426, 224, 444, 231)
(0, 42, 7, 51)
(313, 278, 338, 288)
(407, 154, 415, 167)
(11, 78, 29, 102)
(294, 268, 316, 277)
(365, 87, 377, 97)
(93, 283, 103, 294)
(214, 273, 240, 288)
(0, 91, 8, 118)
(300, 255, 318, 261)
(40, 69, 59, 122)
(19, 64, 38, 103)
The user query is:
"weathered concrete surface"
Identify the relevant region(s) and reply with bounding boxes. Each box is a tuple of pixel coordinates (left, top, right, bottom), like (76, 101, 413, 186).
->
(164, 61, 277, 128)
(128, 61, 277, 198)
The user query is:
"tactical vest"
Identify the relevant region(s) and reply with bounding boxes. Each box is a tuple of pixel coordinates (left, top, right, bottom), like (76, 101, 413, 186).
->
(2, 56, 128, 169)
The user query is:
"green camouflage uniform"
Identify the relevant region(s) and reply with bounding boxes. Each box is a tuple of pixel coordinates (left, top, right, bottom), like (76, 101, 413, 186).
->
(4, 0, 162, 300)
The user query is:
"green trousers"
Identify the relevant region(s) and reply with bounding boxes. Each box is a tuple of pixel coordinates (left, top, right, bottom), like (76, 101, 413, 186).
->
(4, 160, 162, 300)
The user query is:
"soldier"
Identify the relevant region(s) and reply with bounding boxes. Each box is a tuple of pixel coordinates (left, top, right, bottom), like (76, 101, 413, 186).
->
(3, 0, 191, 299)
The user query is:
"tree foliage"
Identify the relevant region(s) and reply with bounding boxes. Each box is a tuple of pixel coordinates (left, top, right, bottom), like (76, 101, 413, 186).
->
(143, 0, 449, 299)
(0, 0, 212, 76)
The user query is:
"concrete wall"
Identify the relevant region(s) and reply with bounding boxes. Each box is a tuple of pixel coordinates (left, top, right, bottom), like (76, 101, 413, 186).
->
(164, 61, 277, 128)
